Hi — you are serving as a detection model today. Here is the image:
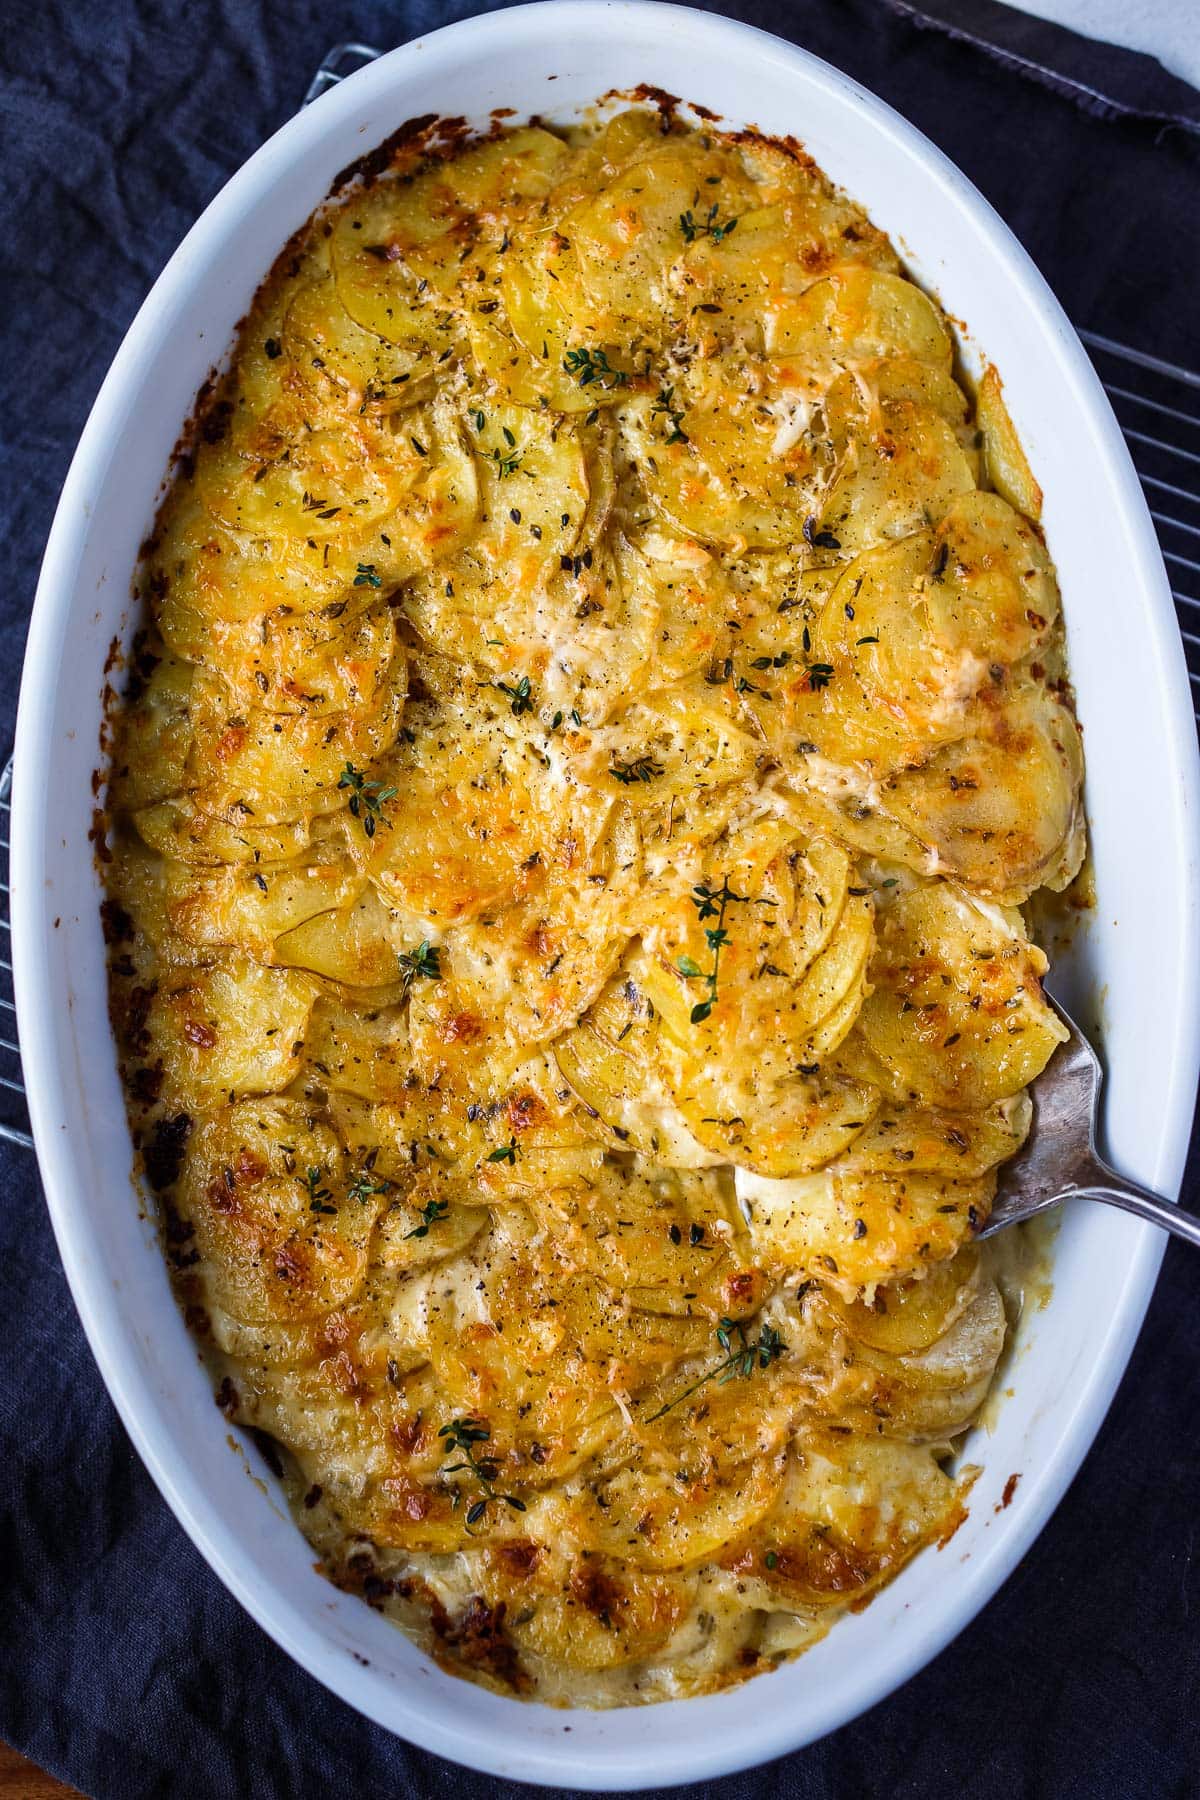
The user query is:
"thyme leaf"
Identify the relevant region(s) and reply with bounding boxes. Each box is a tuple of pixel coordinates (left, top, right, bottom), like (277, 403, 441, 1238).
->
(650, 385, 688, 444)
(302, 1166, 336, 1215)
(347, 1167, 392, 1204)
(398, 939, 441, 993)
(438, 1417, 527, 1528)
(679, 203, 739, 245)
(486, 1136, 521, 1165)
(339, 762, 397, 837)
(563, 346, 629, 389)
(405, 1196, 450, 1239)
(485, 443, 524, 478)
(680, 876, 753, 1023)
(610, 755, 664, 785)
(496, 674, 534, 716)
(646, 1316, 786, 1421)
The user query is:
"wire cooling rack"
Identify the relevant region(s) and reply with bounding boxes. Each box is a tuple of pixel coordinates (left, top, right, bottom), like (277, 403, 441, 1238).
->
(2, 40, 1198, 1153)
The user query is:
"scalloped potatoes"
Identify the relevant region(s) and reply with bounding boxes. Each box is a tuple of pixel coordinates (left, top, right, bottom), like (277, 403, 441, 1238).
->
(103, 105, 1083, 1707)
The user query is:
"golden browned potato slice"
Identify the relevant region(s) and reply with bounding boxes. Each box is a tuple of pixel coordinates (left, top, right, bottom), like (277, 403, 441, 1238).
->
(107, 654, 195, 811)
(583, 1371, 794, 1571)
(840, 1094, 1031, 1180)
(273, 885, 414, 988)
(882, 683, 1085, 903)
(490, 236, 620, 412)
(366, 685, 601, 927)
(815, 400, 976, 557)
(326, 135, 570, 346)
(401, 400, 600, 667)
(822, 354, 969, 444)
(283, 272, 435, 405)
(523, 1159, 746, 1320)
(136, 956, 318, 1108)
(552, 972, 718, 1166)
(165, 850, 362, 958)
(625, 823, 879, 1175)
(568, 140, 756, 339)
(299, 994, 414, 1103)
(198, 599, 399, 720)
(184, 650, 407, 824)
(135, 798, 315, 868)
(619, 355, 829, 550)
(720, 1432, 963, 1606)
(676, 186, 897, 349)
(370, 1171, 490, 1275)
(825, 1243, 984, 1355)
(924, 488, 1059, 664)
(766, 265, 952, 372)
(176, 1098, 383, 1322)
(495, 1551, 696, 1673)
(736, 1158, 992, 1289)
(977, 363, 1042, 521)
(635, 823, 863, 1053)
(849, 1277, 1008, 1438)
(855, 879, 1068, 1109)
(406, 810, 640, 1071)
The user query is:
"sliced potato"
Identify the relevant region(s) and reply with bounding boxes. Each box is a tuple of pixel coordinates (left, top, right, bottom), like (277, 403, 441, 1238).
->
(767, 266, 952, 372)
(815, 401, 976, 557)
(138, 957, 318, 1108)
(721, 1432, 963, 1605)
(176, 1099, 382, 1323)
(185, 651, 407, 824)
(882, 683, 1085, 902)
(737, 1159, 993, 1290)
(855, 880, 1068, 1109)
(977, 363, 1042, 521)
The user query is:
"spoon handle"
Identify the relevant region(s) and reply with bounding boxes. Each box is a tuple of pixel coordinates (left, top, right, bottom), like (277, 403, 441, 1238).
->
(1073, 1171, 1200, 1249)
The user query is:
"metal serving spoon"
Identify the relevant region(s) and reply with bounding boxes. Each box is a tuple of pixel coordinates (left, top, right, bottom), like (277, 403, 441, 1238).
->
(978, 997, 1200, 1246)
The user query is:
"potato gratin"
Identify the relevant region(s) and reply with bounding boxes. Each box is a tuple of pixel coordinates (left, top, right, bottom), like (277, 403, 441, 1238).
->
(103, 104, 1085, 1705)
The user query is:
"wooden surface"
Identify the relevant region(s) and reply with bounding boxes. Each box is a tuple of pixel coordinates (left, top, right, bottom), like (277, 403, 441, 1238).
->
(0, 1742, 79, 1797)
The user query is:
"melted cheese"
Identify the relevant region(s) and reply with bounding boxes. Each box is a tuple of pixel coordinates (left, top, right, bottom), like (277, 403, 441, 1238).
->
(103, 105, 1083, 1708)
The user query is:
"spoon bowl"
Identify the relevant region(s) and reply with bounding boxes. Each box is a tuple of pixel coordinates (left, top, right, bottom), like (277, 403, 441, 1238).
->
(981, 998, 1200, 1247)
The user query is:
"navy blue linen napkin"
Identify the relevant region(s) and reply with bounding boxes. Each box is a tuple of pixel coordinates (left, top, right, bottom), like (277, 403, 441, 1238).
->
(2, 2, 1199, 1795)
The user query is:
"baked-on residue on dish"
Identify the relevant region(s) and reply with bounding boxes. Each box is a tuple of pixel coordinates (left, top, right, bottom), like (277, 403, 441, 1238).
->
(101, 104, 1085, 1704)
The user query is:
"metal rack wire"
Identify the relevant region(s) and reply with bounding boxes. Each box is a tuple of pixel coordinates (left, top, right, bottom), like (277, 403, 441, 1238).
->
(1, 44, 1197, 1153)
(0, 761, 30, 1148)
(1076, 329, 1200, 701)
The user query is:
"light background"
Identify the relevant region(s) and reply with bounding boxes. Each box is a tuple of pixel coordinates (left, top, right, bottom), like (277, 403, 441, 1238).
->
(1004, 0, 1199, 89)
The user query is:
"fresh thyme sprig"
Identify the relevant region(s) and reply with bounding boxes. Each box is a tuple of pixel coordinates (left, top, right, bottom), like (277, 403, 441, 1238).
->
(438, 1417, 527, 1527)
(398, 940, 441, 994)
(563, 346, 629, 389)
(339, 762, 397, 837)
(496, 675, 534, 716)
(486, 1136, 521, 1166)
(485, 424, 524, 478)
(405, 1196, 450, 1239)
(650, 385, 688, 444)
(610, 755, 664, 786)
(677, 875, 753, 1024)
(679, 203, 739, 245)
(645, 1316, 786, 1422)
(302, 1166, 336, 1215)
(346, 1167, 392, 1204)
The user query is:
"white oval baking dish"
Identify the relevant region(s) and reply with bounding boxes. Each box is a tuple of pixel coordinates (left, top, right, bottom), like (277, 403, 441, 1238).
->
(13, 1, 1200, 1786)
